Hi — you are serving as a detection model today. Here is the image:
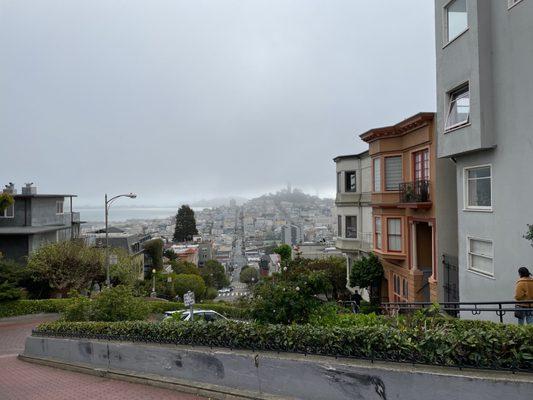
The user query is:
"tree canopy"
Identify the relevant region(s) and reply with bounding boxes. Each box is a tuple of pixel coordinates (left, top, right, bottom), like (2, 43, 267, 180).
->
(349, 253, 383, 304)
(273, 244, 292, 263)
(240, 266, 259, 284)
(27, 241, 104, 294)
(201, 260, 229, 289)
(143, 238, 164, 269)
(173, 273, 206, 300)
(173, 205, 198, 242)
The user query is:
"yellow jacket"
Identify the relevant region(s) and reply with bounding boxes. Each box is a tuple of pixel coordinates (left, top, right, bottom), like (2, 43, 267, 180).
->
(515, 277, 533, 306)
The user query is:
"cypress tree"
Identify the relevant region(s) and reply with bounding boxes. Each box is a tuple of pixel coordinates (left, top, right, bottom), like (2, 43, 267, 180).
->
(173, 205, 198, 242)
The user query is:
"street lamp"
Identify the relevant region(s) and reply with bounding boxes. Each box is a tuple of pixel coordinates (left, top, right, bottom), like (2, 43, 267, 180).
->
(151, 269, 157, 298)
(105, 193, 137, 287)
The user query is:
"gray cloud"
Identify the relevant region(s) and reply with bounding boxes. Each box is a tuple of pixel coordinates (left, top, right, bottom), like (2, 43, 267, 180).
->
(0, 0, 436, 205)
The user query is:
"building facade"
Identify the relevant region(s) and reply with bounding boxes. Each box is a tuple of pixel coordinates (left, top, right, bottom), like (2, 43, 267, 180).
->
(435, 0, 533, 319)
(333, 151, 373, 293)
(360, 113, 457, 303)
(281, 224, 302, 246)
(0, 183, 82, 262)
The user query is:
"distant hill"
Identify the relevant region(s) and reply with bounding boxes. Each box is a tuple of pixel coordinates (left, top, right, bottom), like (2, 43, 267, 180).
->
(249, 187, 333, 206)
(190, 196, 247, 208)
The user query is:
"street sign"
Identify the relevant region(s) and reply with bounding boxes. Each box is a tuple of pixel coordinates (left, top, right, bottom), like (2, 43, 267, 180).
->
(184, 291, 195, 307)
(108, 254, 118, 266)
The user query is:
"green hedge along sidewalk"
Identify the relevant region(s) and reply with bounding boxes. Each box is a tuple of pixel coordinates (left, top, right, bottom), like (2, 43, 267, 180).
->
(0, 299, 250, 319)
(33, 319, 533, 371)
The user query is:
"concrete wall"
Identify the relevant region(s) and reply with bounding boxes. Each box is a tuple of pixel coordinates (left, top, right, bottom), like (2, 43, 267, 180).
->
(23, 336, 533, 400)
(31, 197, 67, 226)
(435, 0, 533, 321)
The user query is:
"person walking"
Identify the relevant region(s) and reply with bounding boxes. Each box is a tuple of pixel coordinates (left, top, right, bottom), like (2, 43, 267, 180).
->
(351, 290, 363, 314)
(515, 267, 533, 325)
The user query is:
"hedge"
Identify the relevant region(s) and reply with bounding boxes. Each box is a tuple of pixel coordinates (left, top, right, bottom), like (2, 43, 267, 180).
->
(33, 319, 533, 371)
(0, 299, 72, 318)
(0, 299, 251, 320)
(148, 301, 251, 320)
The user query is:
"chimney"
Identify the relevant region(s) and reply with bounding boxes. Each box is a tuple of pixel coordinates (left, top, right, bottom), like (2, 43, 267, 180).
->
(3, 182, 16, 194)
(21, 183, 37, 195)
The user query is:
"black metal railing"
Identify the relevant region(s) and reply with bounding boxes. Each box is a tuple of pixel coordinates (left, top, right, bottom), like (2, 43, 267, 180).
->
(382, 301, 533, 323)
(399, 180, 430, 203)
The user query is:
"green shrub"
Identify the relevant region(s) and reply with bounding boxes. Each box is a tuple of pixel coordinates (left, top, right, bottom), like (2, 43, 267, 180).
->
(33, 319, 533, 370)
(0, 299, 72, 318)
(251, 280, 322, 324)
(0, 281, 22, 301)
(88, 286, 150, 322)
(174, 274, 206, 301)
(62, 296, 92, 321)
(205, 287, 218, 300)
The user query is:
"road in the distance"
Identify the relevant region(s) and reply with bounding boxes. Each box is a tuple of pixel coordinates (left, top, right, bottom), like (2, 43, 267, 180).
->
(0, 314, 206, 400)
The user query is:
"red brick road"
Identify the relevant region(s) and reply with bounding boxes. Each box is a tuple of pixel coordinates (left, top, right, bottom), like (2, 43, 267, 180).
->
(0, 314, 206, 400)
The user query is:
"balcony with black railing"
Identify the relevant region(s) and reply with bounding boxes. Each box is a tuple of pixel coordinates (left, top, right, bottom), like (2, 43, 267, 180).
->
(398, 180, 431, 208)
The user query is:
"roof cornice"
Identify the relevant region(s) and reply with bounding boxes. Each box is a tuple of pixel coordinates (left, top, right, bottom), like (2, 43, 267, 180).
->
(359, 112, 435, 143)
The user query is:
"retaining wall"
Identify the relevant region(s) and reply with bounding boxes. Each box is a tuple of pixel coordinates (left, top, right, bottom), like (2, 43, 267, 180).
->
(22, 335, 533, 400)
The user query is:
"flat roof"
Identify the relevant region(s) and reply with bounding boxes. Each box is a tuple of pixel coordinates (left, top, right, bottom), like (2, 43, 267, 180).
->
(13, 194, 77, 198)
(0, 225, 68, 235)
(333, 150, 369, 162)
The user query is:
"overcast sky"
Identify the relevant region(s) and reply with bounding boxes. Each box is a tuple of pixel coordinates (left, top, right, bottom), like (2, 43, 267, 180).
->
(1, 0, 436, 206)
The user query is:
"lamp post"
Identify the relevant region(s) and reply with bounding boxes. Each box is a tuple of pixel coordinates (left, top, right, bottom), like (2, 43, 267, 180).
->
(151, 268, 157, 298)
(105, 193, 137, 287)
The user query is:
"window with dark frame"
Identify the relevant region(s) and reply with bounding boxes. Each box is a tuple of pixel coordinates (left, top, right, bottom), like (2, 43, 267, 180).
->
(345, 216, 357, 239)
(337, 215, 342, 237)
(345, 171, 357, 192)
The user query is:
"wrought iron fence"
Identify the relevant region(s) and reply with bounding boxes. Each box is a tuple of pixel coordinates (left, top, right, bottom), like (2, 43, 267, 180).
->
(398, 180, 430, 203)
(382, 301, 533, 323)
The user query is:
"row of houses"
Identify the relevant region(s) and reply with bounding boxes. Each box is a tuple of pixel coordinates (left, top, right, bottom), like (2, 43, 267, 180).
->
(335, 0, 533, 322)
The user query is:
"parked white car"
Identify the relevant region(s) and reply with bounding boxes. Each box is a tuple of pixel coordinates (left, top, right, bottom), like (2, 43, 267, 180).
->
(163, 309, 228, 322)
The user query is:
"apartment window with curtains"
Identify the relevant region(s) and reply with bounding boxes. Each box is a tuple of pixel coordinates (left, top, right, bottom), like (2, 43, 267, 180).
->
(375, 217, 382, 249)
(385, 156, 402, 191)
(387, 218, 402, 251)
(373, 158, 381, 192)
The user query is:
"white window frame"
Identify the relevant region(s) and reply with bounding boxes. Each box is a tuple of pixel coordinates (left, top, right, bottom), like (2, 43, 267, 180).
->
(445, 83, 470, 132)
(373, 158, 381, 192)
(345, 215, 358, 239)
(345, 171, 357, 193)
(467, 236, 494, 278)
(0, 203, 15, 218)
(443, 0, 469, 45)
(56, 200, 64, 215)
(508, 0, 524, 10)
(463, 164, 492, 211)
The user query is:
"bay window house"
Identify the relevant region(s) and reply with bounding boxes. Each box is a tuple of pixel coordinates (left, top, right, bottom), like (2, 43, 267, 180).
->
(360, 113, 457, 303)
(333, 151, 373, 293)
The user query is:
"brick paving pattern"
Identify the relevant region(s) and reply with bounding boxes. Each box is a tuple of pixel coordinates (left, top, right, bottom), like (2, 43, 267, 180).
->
(0, 314, 206, 400)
